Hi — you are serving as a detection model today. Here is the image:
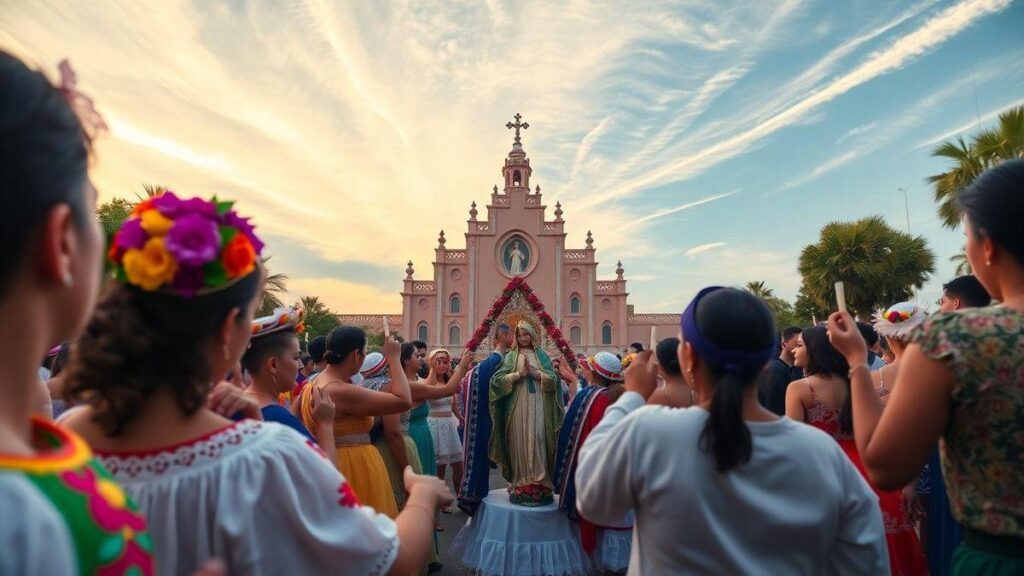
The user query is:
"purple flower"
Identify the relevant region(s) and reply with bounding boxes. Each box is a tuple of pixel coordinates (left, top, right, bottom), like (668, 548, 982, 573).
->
(222, 211, 265, 255)
(165, 214, 221, 267)
(170, 266, 205, 297)
(180, 197, 219, 219)
(115, 218, 147, 250)
(151, 191, 183, 217)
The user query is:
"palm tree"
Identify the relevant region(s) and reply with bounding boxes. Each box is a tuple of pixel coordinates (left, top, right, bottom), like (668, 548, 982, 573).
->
(745, 281, 774, 300)
(257, 256, 289, 316)
(928, 105, 1024, 229)
(950, 251, 971, 276)
(299, 295, 340, 339)
(799, 216, 935, 318)
(137, 183, 168, 201)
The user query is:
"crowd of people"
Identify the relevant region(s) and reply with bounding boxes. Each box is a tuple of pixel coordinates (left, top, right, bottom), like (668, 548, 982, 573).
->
(3, 50, 1023, 575)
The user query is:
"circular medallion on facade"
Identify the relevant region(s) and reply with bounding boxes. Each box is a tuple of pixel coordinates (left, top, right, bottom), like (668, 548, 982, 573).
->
(601, 298, 612, 310)
(450, 268, 462, 281)
(493, 232, 539, 279)
(569, 268, 581, 281)
(418, 297, 429, 310)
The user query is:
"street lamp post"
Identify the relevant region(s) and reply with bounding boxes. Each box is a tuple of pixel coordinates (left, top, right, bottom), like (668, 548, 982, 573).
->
(898, 187, 911, 233)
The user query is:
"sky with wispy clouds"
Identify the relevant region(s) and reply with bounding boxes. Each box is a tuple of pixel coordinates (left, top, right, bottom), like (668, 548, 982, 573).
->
(3, 0, 1022, 313)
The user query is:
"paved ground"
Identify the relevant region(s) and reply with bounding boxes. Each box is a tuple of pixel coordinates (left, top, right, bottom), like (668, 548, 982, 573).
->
(434, 467, 506, 575)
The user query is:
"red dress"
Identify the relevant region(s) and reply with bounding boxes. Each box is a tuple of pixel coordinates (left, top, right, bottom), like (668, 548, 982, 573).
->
(805, 385, 928, 576)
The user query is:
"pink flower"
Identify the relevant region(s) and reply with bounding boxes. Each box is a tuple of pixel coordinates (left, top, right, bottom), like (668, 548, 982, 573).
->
(166, 214, 221, 267)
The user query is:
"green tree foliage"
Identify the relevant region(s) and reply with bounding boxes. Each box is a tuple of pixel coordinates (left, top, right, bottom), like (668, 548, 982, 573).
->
(299, 295, 340, 340)
(799, 216, 936, 318)
(257, 256, 289, 316)
(744, 281, 801, 331)
(928, 105, 1024, 229)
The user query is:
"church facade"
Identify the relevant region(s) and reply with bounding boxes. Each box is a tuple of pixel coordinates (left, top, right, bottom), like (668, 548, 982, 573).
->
(339, 115, 678, 355)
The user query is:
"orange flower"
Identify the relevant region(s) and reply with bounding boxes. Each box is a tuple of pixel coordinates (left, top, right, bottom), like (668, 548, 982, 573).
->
(130, 198, 155, 217)
(222, 233, 256, 278)
(139, 209, 174, 237)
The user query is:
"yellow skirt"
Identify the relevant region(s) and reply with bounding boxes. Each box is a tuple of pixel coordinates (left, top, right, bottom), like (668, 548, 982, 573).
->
(336, 444, 399, 518)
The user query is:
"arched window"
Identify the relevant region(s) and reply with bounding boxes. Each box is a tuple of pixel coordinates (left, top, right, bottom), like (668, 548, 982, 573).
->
(513, 170, 522, 186)
(450, 294, 461, 314)
(601, 322, 612, 345)
(449, 324, 461, 346)
(417, 322, 428, 343)
(570, 295, 581, 315)
(570, 326, 582, 346)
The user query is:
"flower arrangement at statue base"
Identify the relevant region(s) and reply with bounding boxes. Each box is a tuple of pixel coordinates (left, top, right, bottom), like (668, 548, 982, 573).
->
(508, 483, 554, 507)
(464, 276, 579, 372)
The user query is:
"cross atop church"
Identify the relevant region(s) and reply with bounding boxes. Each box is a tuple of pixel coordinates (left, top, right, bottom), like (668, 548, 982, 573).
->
(506, 113, 529, 145)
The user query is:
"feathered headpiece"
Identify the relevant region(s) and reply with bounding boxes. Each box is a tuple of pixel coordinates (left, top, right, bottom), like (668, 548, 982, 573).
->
(873, 302, 927, 340)
(251, 306, 304, 339)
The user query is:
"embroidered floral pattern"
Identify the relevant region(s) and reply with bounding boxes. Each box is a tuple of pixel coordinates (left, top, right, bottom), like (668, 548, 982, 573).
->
(913, 307, 1024, 537)
(337, 482, 360, 508)
(804, 386, 852, 441)
(98, 420, 262, 480)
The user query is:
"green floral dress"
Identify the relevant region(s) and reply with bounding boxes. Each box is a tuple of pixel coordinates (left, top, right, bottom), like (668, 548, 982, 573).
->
(913, 306, 1024, 540)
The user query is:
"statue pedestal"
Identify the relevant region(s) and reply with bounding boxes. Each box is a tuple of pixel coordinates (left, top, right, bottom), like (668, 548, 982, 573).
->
(450, 488, 592, 576)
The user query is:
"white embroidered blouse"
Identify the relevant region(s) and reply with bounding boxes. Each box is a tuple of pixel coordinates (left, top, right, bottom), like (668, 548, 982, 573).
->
(96, 420, 398, 575)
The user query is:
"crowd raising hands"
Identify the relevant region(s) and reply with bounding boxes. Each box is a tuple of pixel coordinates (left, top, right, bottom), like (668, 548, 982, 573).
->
(3, 49, 1023, 576)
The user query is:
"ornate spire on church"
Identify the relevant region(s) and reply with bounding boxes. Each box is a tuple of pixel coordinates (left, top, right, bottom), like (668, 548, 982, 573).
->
(616, 260, 625, 279)
(586, 230, 594, 248)
(534, 185, 541, 195)
(493, 184, 498, 194)
(469, 201, 478, 221)
(506, 113, 529, 146)
(554, 201, 563, 221)
(437, 229, 446, 248)
(405, 260, 415, 279)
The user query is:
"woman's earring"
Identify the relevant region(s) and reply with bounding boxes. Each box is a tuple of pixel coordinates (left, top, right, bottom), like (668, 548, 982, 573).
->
(223, 345, 230, 360)
(986, 259, 992, 266)
(62, 272, 73, 288)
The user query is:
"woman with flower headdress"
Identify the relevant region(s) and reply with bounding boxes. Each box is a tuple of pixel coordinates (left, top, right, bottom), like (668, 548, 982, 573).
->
(554, 351, 632, 573)
(62, 192, 451, 574)
(0, 51, 156, 575)
(242, 306, 337, 463)
(425, 349, 465, 511)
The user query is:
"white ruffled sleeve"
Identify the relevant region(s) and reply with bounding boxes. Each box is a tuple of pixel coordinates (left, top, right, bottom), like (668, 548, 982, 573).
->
(252, 427, 399, 575)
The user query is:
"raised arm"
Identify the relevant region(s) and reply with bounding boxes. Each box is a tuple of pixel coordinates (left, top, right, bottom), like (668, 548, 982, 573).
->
(827, 311, 952, 489)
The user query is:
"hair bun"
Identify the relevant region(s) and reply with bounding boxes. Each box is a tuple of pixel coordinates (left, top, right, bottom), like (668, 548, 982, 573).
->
(324, 351, 341, 364)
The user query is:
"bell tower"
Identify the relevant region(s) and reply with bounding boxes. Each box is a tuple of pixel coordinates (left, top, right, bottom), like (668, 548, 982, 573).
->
(502, 113, 532, 192)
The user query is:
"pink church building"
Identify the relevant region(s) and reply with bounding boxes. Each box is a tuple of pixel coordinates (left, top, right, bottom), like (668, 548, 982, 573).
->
(340, 115, 678, 356)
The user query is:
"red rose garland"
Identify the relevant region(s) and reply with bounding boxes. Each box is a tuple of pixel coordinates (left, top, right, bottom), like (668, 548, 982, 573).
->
(464, 276, 579, 371)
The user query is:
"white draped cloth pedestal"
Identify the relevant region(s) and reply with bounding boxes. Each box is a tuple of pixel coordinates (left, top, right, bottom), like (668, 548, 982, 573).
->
(450, 488, 593, 576)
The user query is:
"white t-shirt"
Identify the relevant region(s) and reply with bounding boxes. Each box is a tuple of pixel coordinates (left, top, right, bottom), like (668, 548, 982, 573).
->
(97, 420, 398, 575)
(576, 392, 888, 575)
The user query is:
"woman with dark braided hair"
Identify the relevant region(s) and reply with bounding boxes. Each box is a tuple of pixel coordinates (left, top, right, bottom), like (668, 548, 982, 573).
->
(576, 287, 887, 573)
(0, 51, 156, 574)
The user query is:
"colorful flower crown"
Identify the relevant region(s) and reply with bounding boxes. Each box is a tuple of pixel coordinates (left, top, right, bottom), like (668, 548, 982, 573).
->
(873, 302, 927, 340)
(251, 307, 305, 338)
(108, 191, 264, 296)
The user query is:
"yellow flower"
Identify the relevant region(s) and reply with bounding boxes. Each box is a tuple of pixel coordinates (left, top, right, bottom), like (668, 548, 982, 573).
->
(139, 209, 174, 237)
(123, 237, 178, 291)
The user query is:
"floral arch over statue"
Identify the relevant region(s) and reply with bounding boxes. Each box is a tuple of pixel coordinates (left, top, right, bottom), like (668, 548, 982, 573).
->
(465, 276, 579, 372)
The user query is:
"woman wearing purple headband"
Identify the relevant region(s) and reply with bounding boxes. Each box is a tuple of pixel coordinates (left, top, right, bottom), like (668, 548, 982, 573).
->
(575, 286, 888, 574)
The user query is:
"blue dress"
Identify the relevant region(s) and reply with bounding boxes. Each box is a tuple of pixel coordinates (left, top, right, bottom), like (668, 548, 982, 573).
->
(919, 447, 962, 576)
(261, 404, 315, 442)
(408, 402, 437, 476)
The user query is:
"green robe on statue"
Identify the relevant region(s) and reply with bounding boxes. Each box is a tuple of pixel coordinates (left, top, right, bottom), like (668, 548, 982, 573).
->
(488, 342, 564, 497)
